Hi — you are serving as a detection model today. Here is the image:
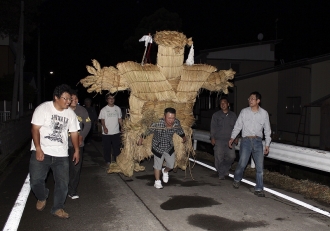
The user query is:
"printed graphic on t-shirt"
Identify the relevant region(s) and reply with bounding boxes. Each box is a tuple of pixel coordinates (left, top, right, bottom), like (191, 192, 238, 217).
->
(45, 114, 69, 143)
(107, 111, 118, 118)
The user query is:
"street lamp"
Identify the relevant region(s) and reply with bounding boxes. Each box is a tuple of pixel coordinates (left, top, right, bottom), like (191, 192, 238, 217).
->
(43, 71, 54, 101)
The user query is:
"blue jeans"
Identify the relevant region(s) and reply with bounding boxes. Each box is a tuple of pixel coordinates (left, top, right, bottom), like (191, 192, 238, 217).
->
(29, 151, 69, 214)
(234, 137, 264, 191)
(68, 146, 83, 195)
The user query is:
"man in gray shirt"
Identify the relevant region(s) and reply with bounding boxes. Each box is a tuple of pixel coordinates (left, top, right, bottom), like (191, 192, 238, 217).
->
(210, 98, 237, 180)
(68, 91, 91, 199)
(229, 91, 271, 197)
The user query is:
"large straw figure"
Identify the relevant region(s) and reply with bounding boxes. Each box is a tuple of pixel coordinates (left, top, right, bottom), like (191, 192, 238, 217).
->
(80, 31, 235, 177)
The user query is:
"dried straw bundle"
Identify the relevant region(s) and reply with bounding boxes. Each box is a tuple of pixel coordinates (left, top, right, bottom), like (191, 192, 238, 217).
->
(81, 30, 236, 177)
(173, 127, 195, 170)
(81, 59, 128, 93)
(117, 62, 176, 102)
(175, 64, 217, 102)
(154, 31, 191, 81)
(202, 69, 235, 94)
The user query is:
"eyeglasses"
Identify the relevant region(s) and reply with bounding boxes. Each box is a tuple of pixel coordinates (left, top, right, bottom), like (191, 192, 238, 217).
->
(61, 96, 72, 102)
(247, 98, 257, 101)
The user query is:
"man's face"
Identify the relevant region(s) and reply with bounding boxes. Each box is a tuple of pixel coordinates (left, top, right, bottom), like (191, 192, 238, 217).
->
(164, 112, 176, 127)
(70, 95, 78, 108)
(55, 92, 72, 110)
(106, 96, 115, 106)
(85, 100, 91, 107)
(220, 99, 229, 111)
(248, 94, 260, 107)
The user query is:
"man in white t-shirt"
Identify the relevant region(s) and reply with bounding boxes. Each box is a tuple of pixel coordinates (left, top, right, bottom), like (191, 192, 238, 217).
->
(29, 84, 80, 219)
(98, 94, 123, 164)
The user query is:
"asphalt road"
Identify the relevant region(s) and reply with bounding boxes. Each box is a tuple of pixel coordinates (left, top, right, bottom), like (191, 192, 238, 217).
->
(1, 136, 330, 231)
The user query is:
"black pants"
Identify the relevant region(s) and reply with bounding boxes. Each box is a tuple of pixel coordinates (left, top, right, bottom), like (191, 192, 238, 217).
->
(68, 146, 83, 195)
(102, 133, 121, 163)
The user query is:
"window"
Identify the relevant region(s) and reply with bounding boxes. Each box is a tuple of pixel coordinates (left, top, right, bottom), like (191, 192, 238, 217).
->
(286, 97, 301, 114)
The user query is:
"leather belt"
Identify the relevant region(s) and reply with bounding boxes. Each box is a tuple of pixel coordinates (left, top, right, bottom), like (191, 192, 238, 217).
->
(244, 136, 258, 138)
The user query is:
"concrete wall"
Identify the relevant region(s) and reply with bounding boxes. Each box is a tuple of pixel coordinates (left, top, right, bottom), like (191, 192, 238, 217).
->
(234, 72, 278, 127)
(310, 61, 330, 147)
(207, 44, 275, 61)
(206, 59, 274, 75)
(0, 115, 32, 158)
(277, 67, 311, 144)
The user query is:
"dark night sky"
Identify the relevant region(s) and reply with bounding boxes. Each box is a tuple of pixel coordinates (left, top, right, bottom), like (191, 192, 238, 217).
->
(23, 0, 330, 105)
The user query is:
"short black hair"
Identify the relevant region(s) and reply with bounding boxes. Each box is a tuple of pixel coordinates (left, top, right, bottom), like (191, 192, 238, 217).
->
(250, 91, 261, 100)
(219, 97, 229, 103)
(105, 93, 115, 101)
(71, 89, 78, 98)
(53, 84, 72, 101)
(84, 97, 92, 103)
(164, 107, 176, 115)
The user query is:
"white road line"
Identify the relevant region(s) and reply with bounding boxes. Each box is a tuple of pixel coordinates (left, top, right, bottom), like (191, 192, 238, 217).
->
(2, 174, 30, 231)
(189, 158, 330, 218)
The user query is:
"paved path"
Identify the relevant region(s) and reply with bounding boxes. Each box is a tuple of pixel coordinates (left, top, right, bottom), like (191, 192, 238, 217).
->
(1, 137, 330, 231)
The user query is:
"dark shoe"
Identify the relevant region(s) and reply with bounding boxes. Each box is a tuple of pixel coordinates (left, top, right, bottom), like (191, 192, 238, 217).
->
(233, 181, 240, 189)
(219, 176, 226, 180)
(36, 200, 46, 211)
(53, 209, 70, 219)
(254, 190, 265, 197)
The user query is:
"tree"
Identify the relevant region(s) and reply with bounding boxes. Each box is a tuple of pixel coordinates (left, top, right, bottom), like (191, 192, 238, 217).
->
(0, 0, 42, 40)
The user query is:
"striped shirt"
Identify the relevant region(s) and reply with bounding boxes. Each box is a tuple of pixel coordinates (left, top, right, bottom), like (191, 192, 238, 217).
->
(231, 106, 271, 146)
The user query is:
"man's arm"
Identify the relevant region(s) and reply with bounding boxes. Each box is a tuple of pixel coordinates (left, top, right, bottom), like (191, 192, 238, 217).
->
(229, 111, 243, 148)
(70, 131, 80, 165)
(31, 124, 44, 161)
(100, 119, 108, 134)
(118, 118, 123, 132)
(137, 122, 157, 145)
(80, 109, 92, 145)
(210, 114, 216, 146)
(263, 111, 272, 155)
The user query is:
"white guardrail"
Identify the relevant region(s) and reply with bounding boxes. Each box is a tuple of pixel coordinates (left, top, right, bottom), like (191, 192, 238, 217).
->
(192, 129, 330, 173)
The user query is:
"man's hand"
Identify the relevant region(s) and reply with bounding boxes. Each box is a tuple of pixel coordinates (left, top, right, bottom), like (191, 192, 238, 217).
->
(137, 137, 143, 146)
(72, 149, 80, 165)
(228, 138, 234, 148)
(264, 146, 270, 155)
(103, 127, 108, 134)
(35, 148, 45, 161)
(211, 138, 215, 146)
(182, 136, 187, 143)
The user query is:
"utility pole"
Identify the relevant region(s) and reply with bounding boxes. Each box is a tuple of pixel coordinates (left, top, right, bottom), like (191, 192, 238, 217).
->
(19, 0, 24, 117)
(37, 24, 41, 105)
(11, 1, 24, 119)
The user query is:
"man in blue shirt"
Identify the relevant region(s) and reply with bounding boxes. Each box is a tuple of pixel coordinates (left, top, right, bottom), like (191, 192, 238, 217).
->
(229, 91, 271, 197)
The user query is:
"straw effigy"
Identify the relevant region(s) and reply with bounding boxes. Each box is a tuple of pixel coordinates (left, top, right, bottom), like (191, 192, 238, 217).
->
(80, 30, 235, 177)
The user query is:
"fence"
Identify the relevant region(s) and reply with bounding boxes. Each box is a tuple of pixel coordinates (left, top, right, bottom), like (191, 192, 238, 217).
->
(192, 129, 330, 173)
(0, 111, 11, 122)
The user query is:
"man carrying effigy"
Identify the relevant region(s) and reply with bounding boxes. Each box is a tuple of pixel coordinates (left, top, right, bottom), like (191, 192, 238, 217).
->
(137, 107, 187, 189)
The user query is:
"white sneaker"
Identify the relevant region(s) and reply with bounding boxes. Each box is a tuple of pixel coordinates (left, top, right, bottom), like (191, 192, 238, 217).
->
(162, 168, 169, 183)
(154, 180, 163, 189)
(68, 194, 79, 199)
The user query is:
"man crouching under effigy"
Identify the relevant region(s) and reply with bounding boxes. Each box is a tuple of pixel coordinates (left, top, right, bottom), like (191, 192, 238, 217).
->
(137, 107, 187, 189)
